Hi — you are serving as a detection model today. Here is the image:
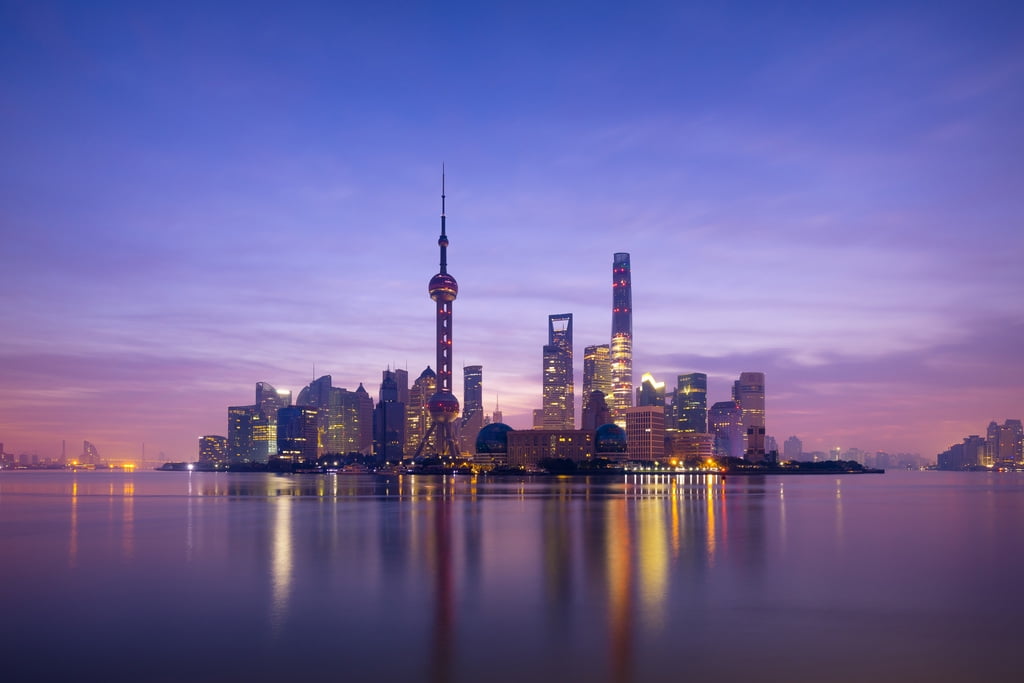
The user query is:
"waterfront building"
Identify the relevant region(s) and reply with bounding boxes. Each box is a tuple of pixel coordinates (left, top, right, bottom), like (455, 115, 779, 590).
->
(374, 369, 406, 463)
(709, 400, 744, 460)
(353, 384, 374, 454)
(198, 435, 227, 466)
(542, 313, 574, 430)
(582, 344, 611, 403)
(276, 405, 320, 464)
(625, 406, 665, 462)
(667, 431, 715, 461)
(783, 435, 803, 461)
(733, 372, 766, 460)
(581, 390, 612, 432)
(938, 435, 986, 470)
(227, 382, 292, 463)
(414, 172, 461, 457)
(594, 423, 628, 461)
(507, 429, 593, 468)
(986, 420, 1023, 466)
(297, 375, 375, 456)
(460, 364, 484, 454)
(474, 422, 513, 467)
(227, 405, 257, 463)
(675, 373, 707, 433)
(609, 253, 633, 425)
(81, 440, 101, 465)
(406, 367, 437, 456)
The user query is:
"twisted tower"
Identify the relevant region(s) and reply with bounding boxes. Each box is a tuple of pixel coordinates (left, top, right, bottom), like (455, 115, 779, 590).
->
(415, 171, 461, 457)
(610, 252, 633, 426)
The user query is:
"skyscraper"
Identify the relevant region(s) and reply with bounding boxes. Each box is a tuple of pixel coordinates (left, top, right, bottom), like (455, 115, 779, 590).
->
(675, 373, 708, 433)
(406, 366, 437, 457)
(542, 313, 574, 429)
(277, 405, 320, 464)
(297, 375, 374, 456)
(463, 365, 483, 422)
(228, 382, 292, 463)
(610, 253, 633, 426)
(415, 172, 461, 457)
(709, 400, 744, 460)
(460, 364, 484, 454)
(198, 435, 227, 467)
(635, 372, 665, 407)
(582, 344, 611, 401)
(374, 369, 406, 463)
(733, 372, 766, 461)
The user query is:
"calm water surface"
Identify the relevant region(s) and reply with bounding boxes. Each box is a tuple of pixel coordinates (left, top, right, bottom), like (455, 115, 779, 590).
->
(1, 470, 1021, 682)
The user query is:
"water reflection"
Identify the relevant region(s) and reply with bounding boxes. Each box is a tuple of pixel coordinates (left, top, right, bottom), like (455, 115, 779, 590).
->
(270, 495, 293, 635)
(5, 471, 1022, 682)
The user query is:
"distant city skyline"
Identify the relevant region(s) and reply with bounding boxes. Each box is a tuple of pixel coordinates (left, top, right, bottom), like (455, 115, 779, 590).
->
(1, 2, 1022, 461)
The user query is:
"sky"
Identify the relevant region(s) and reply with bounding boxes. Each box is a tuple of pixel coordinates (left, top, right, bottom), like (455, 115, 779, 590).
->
(1, 0, 1022, 462)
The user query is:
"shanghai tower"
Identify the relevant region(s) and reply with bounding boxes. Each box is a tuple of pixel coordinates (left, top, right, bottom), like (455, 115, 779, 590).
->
(610, 252, 633, 425)
(415, 171, 461, 457)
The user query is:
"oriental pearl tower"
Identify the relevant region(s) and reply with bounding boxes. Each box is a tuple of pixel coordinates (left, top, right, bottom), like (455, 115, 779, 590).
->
(415, 170, 461, 458)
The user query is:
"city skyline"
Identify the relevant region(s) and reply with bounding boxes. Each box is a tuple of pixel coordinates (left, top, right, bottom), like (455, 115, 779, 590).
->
(2, 2, 1022, 461)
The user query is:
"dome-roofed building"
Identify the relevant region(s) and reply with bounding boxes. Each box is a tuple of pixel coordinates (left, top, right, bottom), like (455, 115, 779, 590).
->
(474, 422, 513, 467)
(595, 423, 628, 461)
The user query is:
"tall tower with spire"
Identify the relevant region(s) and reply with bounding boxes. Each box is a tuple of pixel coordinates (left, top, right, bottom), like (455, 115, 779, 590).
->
(415, 170, 462, 457)
(610, 252, 633, 426)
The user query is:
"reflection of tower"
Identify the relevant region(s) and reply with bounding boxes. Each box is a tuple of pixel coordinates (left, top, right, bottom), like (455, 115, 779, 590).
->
(415, 172, 461, 458)
(610, 253, 633, 426)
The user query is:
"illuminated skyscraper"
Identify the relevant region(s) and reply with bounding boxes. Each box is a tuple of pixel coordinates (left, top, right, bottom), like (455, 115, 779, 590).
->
(460, 365, 484, 453)
(583, 344, 611, 401)
(610, 253, 633, 426)
(733, 372, 766, 461)
(406, 366, 437, 456)
(277, 405, 320, 464)
(463, 365, 483, 421)
(636, 372, 665, 407)
(542, 314, 574, 429)
(415, 172, 461, 457)
(228, 382, 291, 463)
(198, 435, 227, 467)
(297, 375, 375, 456)
(676, 373, 707, 433)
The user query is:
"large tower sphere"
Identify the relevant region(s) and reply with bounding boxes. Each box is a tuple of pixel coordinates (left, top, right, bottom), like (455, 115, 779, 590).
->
(429, 273, 459, 302)
(427, 391, 461, 423)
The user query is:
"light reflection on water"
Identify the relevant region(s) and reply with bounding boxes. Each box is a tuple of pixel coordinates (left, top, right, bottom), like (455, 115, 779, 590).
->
(1, 470, 1023, 682)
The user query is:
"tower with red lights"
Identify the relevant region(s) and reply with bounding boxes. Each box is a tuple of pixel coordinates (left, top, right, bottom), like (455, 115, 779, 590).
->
(415, 171, 461, 457)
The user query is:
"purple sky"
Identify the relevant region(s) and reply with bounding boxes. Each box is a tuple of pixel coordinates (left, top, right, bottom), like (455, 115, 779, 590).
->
(2, 1, 1022, 462)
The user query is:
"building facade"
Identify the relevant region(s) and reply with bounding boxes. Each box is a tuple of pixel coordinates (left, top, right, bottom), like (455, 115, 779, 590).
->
(625, 405, 665, 462)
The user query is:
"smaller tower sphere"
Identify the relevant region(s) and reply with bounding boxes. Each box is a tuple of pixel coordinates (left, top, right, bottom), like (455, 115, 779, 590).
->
(427, 391, 461, 423)
(438, 235, 449, 248)
(429, 273, 459, 302)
